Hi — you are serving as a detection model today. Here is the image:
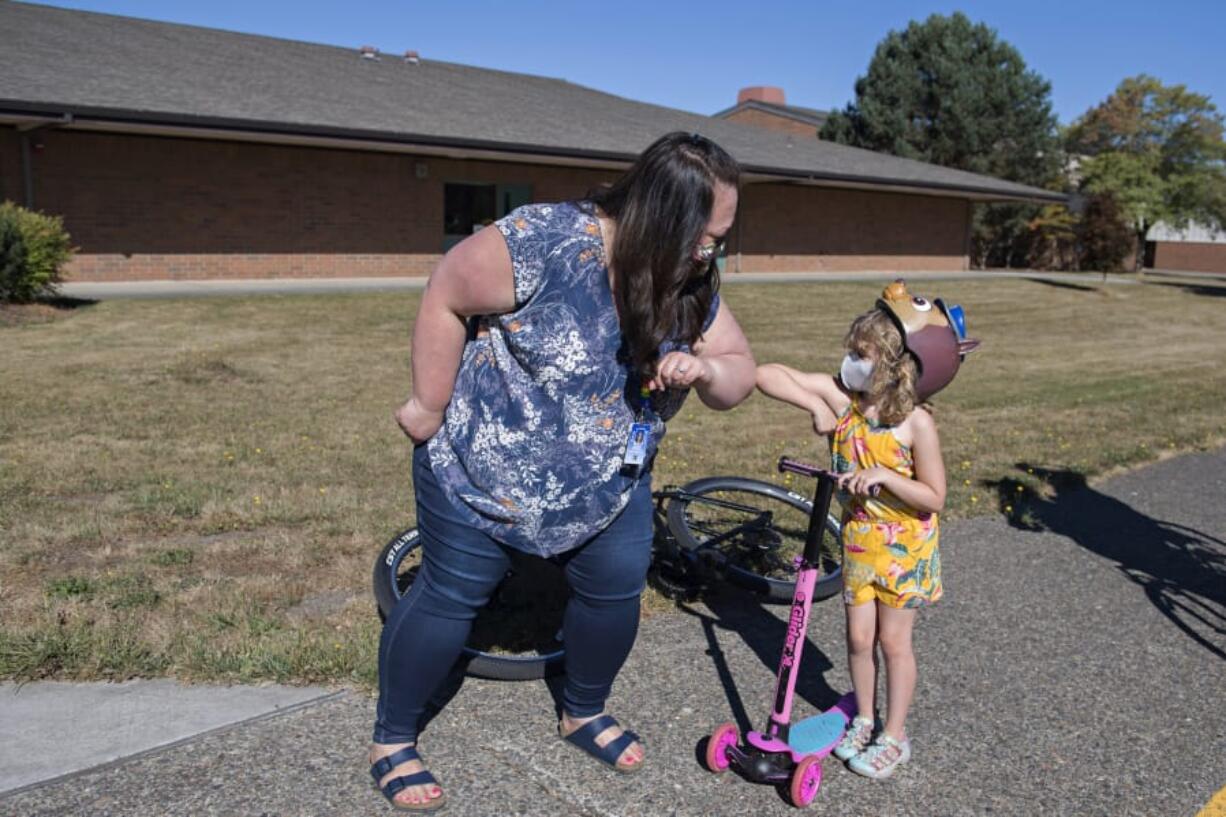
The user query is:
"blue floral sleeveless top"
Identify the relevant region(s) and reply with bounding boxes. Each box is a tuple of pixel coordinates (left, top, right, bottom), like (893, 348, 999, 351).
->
(426, 201, 719, 556)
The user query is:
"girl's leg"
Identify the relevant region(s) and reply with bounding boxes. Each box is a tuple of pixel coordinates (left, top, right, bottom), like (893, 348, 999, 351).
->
(369, 445, 511, 807)
(556, 480, 654, 768)
(845, 600, 878, 720)
(876, 602, 918, 740)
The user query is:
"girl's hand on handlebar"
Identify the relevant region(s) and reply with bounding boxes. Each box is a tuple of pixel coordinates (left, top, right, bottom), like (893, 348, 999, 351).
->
(395, 397, 445, 445)
(650, 351, 710, 391)
(838, 467, 890, 497)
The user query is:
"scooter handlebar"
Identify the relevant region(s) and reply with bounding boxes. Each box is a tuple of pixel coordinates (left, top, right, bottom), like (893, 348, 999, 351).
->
(777, 456, 881, 497)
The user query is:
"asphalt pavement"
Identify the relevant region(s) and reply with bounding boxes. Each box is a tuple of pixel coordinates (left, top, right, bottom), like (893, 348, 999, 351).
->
(2, 448, 1223, 816)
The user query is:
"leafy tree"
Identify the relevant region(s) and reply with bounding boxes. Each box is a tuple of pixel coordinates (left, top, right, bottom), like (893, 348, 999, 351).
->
(1077, 193, 1135, 273)
(821, 12, 1062, 267)
(1067, 75, 1226, 268)
(1026, 204, 1079, 271)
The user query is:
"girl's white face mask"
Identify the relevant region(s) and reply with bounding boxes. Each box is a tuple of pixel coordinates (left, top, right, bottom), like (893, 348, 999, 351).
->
(840, 353, 874, 392)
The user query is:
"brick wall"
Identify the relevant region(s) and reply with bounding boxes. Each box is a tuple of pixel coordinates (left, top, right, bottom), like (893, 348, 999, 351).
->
(732, 183, 970, 272)
(721, 108, 819, 139)
(17, 128, 614, 281)
(0, 127, 22, 204)
(1152, 241, 1226, 274)
(6, 126, 973, 280)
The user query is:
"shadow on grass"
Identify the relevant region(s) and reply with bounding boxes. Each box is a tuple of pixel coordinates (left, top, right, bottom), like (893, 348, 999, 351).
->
(41, 295, 98, 309)
(1146, 280, 1226, 298)
(0, 295, 98, 326)
(1022, 276, 1107, 293)
(987, 464, 1226, 661)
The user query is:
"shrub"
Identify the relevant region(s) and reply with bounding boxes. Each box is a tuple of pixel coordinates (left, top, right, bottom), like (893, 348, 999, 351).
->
(0, 210, 26, 299)
(0, 201, 74, 303)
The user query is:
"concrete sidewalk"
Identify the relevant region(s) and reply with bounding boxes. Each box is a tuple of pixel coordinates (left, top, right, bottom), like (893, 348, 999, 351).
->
(3, 449, 1223, 816)
(58, 269, 1147, 301)
(0, 681, 337, 795)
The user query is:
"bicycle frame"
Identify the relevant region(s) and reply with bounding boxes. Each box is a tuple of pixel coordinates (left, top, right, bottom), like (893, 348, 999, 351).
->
(654, 486, 777, 551)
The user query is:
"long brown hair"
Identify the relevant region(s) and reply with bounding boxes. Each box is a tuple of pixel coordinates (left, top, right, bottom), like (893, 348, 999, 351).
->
(589, 132, 740, 380)
(844, 309, 920, 426)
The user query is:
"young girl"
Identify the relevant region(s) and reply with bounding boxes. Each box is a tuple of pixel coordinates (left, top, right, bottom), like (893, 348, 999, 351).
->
(755, 280, 978, 779)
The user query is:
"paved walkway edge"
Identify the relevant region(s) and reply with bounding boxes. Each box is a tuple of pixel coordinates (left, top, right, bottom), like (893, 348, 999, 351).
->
(56, 270, 1162, 300)
(0, 689, 348, 801)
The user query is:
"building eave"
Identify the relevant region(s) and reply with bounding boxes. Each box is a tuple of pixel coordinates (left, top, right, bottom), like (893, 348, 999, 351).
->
(0, 102, 1065, 204)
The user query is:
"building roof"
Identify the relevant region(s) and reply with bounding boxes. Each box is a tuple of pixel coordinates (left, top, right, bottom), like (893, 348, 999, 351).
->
(1148, 222, 1226, 244)
(712, 99, 829, 130)
(0, 2, 1063, 203)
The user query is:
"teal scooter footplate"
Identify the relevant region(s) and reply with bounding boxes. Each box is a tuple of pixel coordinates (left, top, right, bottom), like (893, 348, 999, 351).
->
(788, 693, 856, 755)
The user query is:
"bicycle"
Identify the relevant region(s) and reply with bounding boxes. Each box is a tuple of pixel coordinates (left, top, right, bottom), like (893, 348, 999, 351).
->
(371, 456, 845, 681)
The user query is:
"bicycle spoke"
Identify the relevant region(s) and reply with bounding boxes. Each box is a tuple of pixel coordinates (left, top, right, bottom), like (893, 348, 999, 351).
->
(666, 476, 846, 603)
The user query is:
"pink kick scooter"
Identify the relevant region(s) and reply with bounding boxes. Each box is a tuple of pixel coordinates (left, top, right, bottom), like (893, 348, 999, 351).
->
(703, 456, 867, 807)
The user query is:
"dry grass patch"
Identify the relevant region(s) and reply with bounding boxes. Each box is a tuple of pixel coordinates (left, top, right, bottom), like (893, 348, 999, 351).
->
(1, 279, 1224, 684)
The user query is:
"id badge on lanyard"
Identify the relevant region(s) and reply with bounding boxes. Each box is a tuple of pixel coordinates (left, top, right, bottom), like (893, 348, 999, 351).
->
(622, 381, 653, 469)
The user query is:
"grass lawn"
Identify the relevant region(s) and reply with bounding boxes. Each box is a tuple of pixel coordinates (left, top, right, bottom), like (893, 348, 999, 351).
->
(1, 276, 1224, 685)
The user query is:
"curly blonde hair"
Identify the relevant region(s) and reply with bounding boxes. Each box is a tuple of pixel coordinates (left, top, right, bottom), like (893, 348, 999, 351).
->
(843, 309, 920, 426)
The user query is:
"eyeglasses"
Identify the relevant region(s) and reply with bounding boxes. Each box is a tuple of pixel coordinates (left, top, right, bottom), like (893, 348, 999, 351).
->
(695, 237, 727, 263)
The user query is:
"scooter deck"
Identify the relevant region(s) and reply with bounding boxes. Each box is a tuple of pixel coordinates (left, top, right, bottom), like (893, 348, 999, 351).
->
(788, 692, 856, 755)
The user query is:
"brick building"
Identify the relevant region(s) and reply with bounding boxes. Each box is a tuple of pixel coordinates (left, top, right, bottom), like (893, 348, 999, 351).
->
(0, 3, 1061, 282)
(1145, 223, 1226, 274)
(713, 86, 829, 139)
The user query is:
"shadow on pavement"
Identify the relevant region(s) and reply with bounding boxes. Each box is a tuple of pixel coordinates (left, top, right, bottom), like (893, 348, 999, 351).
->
(991, 463, 1226, 661)
(676, 588, 842, 736)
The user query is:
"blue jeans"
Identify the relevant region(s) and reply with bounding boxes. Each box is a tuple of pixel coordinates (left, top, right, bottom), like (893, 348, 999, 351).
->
(373, 444, 653, 744)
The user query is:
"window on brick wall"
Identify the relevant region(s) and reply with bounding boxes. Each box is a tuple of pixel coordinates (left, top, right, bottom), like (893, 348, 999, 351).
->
(443, 182, 532, 251)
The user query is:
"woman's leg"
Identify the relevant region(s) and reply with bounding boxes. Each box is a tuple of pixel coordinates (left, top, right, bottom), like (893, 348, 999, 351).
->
(370, 445, 511, 806)
(556, 480, 653, 768)
(876, 602, 918, 741)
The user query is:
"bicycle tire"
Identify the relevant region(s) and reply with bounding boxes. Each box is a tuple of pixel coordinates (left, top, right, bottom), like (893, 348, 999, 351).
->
(665, 476, 843, 604)
(372, 528, 565, 681)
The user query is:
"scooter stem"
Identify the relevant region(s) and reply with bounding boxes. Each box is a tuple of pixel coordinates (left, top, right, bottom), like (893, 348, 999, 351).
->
(766, 465, 836, 738)
(766, 563, 820, 739)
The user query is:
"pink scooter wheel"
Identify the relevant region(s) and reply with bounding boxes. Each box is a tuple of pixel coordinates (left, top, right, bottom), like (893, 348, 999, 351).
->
(704, 722, 739, 773)
(789, 755, 823, 807)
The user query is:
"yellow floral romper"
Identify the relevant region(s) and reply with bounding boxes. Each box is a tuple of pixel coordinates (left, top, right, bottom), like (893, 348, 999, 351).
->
(831, 401, 942, 608)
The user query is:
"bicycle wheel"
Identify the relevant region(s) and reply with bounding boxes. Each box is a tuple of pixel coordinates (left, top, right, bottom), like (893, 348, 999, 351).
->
(665, 476, 843, 604)
(372, 528, 566, 681)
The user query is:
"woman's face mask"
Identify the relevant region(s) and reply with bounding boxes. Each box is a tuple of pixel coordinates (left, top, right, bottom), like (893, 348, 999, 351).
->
(840, 353, 875, 392)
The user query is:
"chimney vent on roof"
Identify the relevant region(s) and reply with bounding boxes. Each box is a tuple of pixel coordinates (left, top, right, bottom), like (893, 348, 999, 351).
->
(360, 45, 380, 60)
(737, 86, 786, 106)
(404, 50, 421, 65)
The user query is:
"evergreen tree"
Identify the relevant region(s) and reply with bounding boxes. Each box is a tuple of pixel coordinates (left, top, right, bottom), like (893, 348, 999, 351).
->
(822, 12, 1061, 267)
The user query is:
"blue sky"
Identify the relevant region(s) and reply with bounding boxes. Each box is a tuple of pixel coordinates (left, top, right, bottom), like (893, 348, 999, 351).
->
(28, 0, 1226, 125)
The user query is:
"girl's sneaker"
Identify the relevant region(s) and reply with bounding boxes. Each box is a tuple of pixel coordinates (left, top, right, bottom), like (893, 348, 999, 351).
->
(847, 734, 911, 779)
(833, 715, 874, 761)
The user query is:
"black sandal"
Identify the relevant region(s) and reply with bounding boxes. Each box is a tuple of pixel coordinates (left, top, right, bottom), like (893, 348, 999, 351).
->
(370, 745, 446, 812)
(560, 715, 644, 774)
